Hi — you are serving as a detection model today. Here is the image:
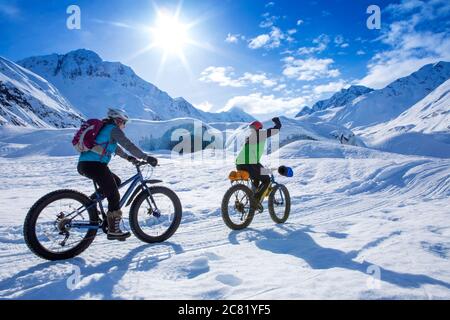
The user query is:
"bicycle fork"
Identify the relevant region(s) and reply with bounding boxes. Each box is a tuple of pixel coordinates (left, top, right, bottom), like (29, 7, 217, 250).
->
(141, 183, 161, 218)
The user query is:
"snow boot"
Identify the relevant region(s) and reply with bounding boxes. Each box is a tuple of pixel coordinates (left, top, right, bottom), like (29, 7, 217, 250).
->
(107, 210, 131, 241)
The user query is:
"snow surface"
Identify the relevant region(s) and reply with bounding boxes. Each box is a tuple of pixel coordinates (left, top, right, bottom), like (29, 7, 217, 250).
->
(0, 139, 449, 299)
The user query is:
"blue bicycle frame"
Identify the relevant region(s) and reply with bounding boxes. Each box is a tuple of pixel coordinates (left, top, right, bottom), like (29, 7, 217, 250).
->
(68, 164, 161, 230)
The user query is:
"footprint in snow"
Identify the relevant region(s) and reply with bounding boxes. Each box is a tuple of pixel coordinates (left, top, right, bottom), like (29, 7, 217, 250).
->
(216, 274, 242, 287)
(421, 241, 449, 259)
(203, 252, 223, 261)
(182, 257, 210, 279)
(326, 231, 348, 239)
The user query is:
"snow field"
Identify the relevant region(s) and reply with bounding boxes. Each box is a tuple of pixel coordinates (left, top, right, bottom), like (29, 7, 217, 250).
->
(0, 141, 449, 299)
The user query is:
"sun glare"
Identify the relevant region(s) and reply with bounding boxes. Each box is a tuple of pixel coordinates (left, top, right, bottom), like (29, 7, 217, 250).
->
(127, 3, 211, 77)
(151, 13, 190, 54)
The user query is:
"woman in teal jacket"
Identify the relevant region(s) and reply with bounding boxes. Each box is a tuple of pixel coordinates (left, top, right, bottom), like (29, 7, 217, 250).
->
(78, 108, 158, 241)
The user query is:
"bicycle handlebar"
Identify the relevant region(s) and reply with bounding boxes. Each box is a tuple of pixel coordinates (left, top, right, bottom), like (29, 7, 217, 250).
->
(134, 161, 160, 168)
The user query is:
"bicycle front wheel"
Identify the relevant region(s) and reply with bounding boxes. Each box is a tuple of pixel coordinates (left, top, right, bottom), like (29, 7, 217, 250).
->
(129, 186, 182, 243)
(268, 184, 291, 224)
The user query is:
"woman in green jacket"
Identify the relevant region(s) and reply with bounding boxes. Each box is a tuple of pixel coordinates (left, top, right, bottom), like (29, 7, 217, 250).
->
(236, 117, 282, 205)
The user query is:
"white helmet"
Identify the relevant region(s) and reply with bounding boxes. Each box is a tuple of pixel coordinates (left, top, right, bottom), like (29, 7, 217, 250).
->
(107, 108, 129, 122)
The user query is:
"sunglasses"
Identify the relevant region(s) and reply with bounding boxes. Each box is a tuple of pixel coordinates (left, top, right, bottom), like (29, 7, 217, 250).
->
(116, 119, 128, 126)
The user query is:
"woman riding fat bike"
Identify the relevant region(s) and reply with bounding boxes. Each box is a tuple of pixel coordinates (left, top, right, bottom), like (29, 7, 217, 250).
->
(77, 108, 158, 241)
(235, 117, 282, 210)
(220, 116, 292, 230)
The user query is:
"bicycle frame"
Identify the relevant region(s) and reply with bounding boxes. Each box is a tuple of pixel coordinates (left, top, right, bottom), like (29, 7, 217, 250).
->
(67, 164, 159, 230)
(259, 174, 281, 201)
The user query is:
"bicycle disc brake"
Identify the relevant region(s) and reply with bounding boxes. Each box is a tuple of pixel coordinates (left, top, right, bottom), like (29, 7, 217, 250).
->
(147, 207, 161, 218)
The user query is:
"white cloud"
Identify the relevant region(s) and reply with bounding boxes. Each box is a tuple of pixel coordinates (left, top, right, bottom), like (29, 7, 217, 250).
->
(199, 67, 245, 87)
(273, 84, 287, 92)
(282, 57, 340, 81)
(249, 34, 271, 49)
(259, 14, 279, 28)
(288, 29, 297, 35)
(297, 19, 304, 26)
(356, 50, 366, 55)
(297, 34, 330, 55)
(225, 33, 240, 44)
(241, 73, 278, 87)
(313, 80, 348, 94)
(333, 35, 349, 48)
(259, 20, 274, 28)
(359, 1, 450, 88)
(268, 27, 285, 48)
(386, 0, 450, 18)
(265, 2, 275, 8)
(195, 101, 214, 112)
(248, 27, 287, 49)
(92, 19, 134, 29)
(223, 93, 307, 116)
(199, 67, 278, 88)
(334, 35, 344, 45)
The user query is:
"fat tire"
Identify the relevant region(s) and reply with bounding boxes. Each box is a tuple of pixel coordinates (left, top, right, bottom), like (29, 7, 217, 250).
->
(129, 187, 182, 243)
(221, 184, 256, 230)
(23, 190, 98, 261)
(268, 184, 291, 224)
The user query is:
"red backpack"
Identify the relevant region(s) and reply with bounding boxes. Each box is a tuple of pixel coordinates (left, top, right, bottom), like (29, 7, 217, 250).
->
(72, 119, 105, 153)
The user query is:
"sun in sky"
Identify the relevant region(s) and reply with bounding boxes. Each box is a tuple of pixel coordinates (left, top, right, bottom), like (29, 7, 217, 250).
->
(150, 11, 190, 55)
(134, 3, 205, 77)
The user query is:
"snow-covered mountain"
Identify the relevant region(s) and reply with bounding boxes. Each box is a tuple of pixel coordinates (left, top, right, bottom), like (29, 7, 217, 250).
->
(0, 56, 84, 128)
(363, 79, 450, 139)
(357, 79, 450, 158)
(296, 85, 373, 117)
(293, 61, 450, 158)
(18, 49, 254, 123)
(330, 61, 450, 129)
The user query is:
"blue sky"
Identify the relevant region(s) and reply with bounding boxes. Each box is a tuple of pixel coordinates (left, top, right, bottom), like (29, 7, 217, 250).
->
(0, 0, 449, 119)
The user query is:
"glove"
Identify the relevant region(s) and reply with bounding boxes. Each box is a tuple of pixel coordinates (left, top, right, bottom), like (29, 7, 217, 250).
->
(272, 117, 281, 125)
(127, 156, 139, 165)
(146, 156, 158, 167)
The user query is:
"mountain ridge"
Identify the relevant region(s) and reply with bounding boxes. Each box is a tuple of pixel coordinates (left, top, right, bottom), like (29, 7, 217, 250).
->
(0, 56, 84, 128)
(18, 49, 254, 123)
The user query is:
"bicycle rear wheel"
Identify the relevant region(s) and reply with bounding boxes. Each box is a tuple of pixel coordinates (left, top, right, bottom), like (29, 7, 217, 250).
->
(221, 184, 256, 230)
(23, 190, 99, 261)
(129, 186, 182, 243)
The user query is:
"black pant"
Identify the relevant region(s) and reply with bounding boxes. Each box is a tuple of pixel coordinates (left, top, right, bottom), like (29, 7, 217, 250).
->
(236, 163, 271, 201)
(78, 162, 122, 212)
